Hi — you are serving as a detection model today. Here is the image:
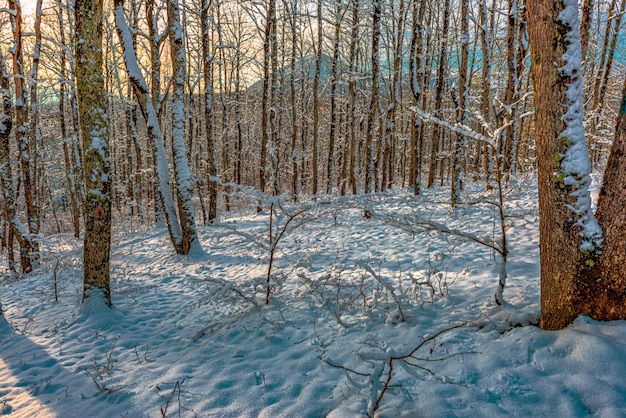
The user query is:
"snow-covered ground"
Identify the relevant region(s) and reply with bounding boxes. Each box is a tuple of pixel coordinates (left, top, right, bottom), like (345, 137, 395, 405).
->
(2, 178, 626, 417)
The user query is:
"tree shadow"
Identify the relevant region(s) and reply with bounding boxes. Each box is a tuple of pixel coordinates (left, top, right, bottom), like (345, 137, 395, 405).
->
(0, 315, 131, 417)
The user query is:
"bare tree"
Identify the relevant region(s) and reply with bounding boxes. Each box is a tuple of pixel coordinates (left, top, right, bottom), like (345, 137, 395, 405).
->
(167, 0, 202, 253)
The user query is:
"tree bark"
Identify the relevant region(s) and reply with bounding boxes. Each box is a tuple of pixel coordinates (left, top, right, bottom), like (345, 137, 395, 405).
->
(589, 77, 626, 319)
(8, 0, 39, 266)
(527, 0, 601, 330)
(364, 0, 381, 193)
(0, 50, 34, 274)
(167, 0, 201, 254)
(75, 0, 112, 303)
(427, 0, 450, 189)
(202, 0, 218, 222)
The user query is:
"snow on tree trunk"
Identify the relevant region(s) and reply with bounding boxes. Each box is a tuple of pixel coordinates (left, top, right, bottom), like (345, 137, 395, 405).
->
(527, 0, 602, 330)
(75, 0, 112, 304)
(167, 0, 201, 255)
(114, 0, 187, 254)
(0, 51, 34, 274)
(8, 0, 39, 267)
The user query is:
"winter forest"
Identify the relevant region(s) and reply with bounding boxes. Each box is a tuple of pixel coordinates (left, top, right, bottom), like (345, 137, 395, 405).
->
(2, 0, 626, 416)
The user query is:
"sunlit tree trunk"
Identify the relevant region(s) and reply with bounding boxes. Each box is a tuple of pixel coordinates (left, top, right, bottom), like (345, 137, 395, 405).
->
(478, 0, 494, 187)
(57, 0, 81, 238)
(260, 0, 276, 194)
(75, 0, 112, 302)
(287, 0, 299, 199)
(327, 0, 342, 195)
(0, 51, 34, 274)
(580, 0, 593, 62)
(8, 0, 39, 266)
(587, 0, 619, 162)
(527, 0, 602, 330)
(146, 0, 166, 225)
(311, 0, 322, 195)
(114, 0, 189, 254)
(202, 0, 217, 222)
(167, 0, 201, 254)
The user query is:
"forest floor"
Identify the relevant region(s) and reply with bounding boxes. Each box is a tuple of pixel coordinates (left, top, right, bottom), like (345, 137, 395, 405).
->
(2, 176, 626, 417)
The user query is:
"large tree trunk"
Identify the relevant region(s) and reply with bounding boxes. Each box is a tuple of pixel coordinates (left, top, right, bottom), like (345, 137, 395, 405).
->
(75, 0, 112, 303)
(527, 0, 602, 330)
(589, 78, 626, 319)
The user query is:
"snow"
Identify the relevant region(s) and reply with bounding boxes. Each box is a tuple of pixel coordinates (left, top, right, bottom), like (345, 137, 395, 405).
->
(2, 182, 626, 417)
(557, 0, 603, 251)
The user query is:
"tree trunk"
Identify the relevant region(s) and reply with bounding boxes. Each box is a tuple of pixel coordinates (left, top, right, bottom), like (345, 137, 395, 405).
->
(427, 0, 450, 188)
(311, 0, 322, 195)
(382, 0, 406, 192)
(288, 0, 299, 199)
(8, 0, 39, 266)
(452, 0, 469, 206)
(588, 77, 626, 319)
(327, 0, 342, 195)
(115, 0, 193, 255)
(364, 0, 381, 193)
(527, 0, 602, 330)
(202, 0, 218, 222)
(347, 0, 359, 195)
(57, 1, 81, 238)
(146, 0, 166, 225)
(260, 0, 275, 194)
(75, 0, 112, 303)
(580, 0, 593, 62)
(409, 0, 426, 196)
(1, 51, 34, 274)
(167, 0, 201, 254)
